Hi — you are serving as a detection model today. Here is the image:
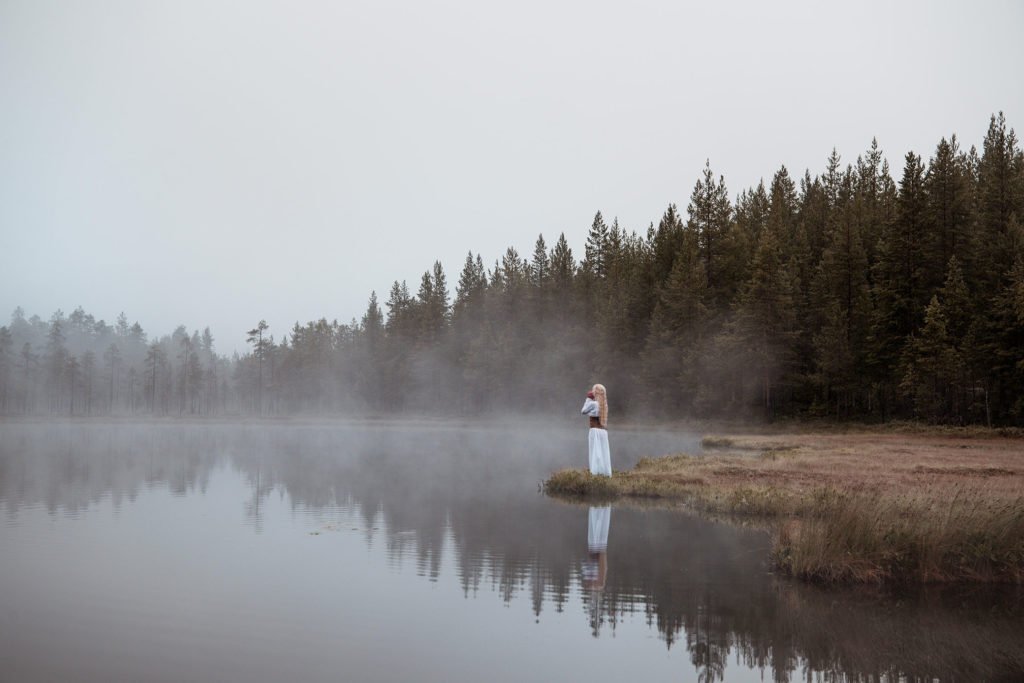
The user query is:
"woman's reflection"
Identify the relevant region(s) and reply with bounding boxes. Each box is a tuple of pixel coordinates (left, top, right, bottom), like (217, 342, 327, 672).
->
(583, 506, 611, 635)
(583, 505, 611, 589)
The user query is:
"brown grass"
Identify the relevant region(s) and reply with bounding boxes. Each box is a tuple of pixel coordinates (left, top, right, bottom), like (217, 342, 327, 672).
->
(544, 431, 1024, 584)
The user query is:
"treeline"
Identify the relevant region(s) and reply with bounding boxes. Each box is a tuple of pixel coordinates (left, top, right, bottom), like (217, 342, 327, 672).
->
(0, 308, 229, 417)
(2, 113, 1023, 424)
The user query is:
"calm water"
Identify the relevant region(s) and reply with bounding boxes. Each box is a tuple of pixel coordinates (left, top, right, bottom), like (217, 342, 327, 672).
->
(1, 421, 1021, 683)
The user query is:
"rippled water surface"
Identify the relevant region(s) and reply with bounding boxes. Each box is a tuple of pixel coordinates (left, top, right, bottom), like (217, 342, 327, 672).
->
(1, 421, 1022, 682)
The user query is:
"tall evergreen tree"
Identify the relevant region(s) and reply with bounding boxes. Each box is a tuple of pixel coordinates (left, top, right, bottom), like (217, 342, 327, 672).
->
(687, 161, 733, 304)
(813, 301, 855, 417)
(815, 166, 870, 343)
(641, 247, 706, 411)
(66, 355, 80, 416)
(854, 138, 888, 264)
(976, 112, 1023, 294)
(0, 326, 11, 413)
(900, 296, 958, 422)
(246, 320, 269, 414)
(45, 314, 67, 413)
(924, 136, 974, 291)
(583, 212, 609, 279)
(103, 343, 120, 413)
(530, 235, 550, 287)
(734, 229, 798, 417)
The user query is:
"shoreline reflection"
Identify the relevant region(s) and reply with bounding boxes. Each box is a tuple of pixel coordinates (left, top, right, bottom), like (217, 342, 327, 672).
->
(1, 422, 1022, 682)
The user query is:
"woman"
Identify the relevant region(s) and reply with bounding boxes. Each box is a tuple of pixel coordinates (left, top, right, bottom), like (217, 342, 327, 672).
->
(580, 383, 612, 476)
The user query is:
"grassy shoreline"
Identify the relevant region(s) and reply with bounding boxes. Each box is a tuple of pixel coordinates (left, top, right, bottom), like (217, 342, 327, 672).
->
(545, 431, 1024, 585)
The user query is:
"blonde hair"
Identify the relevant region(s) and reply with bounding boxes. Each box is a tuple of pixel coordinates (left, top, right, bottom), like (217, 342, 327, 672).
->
(592, 384, 608, 427)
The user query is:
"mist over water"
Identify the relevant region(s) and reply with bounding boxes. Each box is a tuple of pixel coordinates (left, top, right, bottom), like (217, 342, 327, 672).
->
(1, 420, 1022, 682)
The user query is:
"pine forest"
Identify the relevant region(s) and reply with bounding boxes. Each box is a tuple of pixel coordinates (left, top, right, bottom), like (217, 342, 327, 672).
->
(3, 113, 1023, 426)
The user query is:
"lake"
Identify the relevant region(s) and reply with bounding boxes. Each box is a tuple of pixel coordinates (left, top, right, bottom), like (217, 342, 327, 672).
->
(1, 421, 1021, 682)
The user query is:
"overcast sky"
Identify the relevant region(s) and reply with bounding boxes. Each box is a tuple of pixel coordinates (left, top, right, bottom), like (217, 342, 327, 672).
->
(2, 0, 1022, 353)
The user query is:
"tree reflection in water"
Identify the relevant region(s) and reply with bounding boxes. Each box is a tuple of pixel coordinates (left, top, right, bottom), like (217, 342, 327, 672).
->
(1, 421, 1022, 682)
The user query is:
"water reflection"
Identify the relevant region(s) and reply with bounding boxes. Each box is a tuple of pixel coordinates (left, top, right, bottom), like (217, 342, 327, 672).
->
(1, 421, 1022, 682)
(584, 506, 610, 637)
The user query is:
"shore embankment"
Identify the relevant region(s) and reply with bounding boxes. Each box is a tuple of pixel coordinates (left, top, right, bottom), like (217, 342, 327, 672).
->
(545, 429, 1024, 585)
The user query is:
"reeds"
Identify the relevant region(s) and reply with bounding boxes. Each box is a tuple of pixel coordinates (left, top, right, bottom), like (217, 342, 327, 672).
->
(774, 485, 1024, 584)
(544, 431, 1024, 584)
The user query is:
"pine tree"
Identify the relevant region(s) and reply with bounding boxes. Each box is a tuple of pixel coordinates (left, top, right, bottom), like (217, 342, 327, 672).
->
(382, 280, 414, 409)
(973, 113, 1024, 304)
(924, 136, 974, 291)
(498, 247, 526, 291)
(735, 182, 769, 246)
(179, 334, 193, 415)
(936, 256, 973, 420)
(854, 138, 888, 264)
(126, 366, 138, 414)
(0, 326, 11, 413)
(1014, 254, 1024, 325)
(548, 233, 576, 324)
(640, 249, 707, 411)
(815, 166, 870, 344)
(454, 252, 487, 322)
(115, 312, 130, 339)
(103, 343, 120, 413)
(979, 235, 1024, 420)
(410, 261, 449, 346)
(432, 261, 449, 320)
(385, 280, 413, 335)
(876, 151, 929, 332)
(822, 148, 843, 208)
(767, 166, 798, 242)
(45, 314, 67, 413)
(900, 296, 958, 422)
(687, 161, 733, 304)
(549, 234, 575, 288)
(797, 171, 829, 268)
(584, 212, 609, 279)
(187, 346, 203, 414)
(646, 205, 682, 286)
(246, 320, 269, 414)
(813, 301, 854, 417)
(81, 351, 96, 415)
(939, 256, 971, 344)
(811, 163, 873, 413)
(363, 291, 384, 345)
(19, 343, 36, 413)
(735, 229, 798, 417)
(66, 355, 80, 416)
(530, 235, 549, 287)
(200, 328, 215, 358)
(866, 152, 928, 412)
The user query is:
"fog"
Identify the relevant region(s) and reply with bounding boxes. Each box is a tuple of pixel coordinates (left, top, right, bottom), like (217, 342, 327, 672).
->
(5, 106, 1024, 424)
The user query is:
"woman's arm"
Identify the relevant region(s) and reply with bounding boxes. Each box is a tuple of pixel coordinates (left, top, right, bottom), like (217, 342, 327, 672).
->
(581, 398, 599, 416)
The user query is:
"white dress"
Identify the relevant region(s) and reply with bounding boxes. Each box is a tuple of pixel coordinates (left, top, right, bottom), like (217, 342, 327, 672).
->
(581, 399, 612, 477)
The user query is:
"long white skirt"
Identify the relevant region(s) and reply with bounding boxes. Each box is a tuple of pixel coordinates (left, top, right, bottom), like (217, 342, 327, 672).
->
(588, 428, 612, 477)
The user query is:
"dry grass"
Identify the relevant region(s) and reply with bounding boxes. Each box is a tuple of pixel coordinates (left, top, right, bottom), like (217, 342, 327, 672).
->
(544, 431, 1024, 584)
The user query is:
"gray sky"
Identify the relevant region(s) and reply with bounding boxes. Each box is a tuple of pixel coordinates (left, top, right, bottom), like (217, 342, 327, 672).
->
(2, 0, 1022, 353)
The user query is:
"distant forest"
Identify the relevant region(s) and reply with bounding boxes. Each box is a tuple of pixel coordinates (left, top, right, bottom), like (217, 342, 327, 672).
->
(2, 113, 1023, 425)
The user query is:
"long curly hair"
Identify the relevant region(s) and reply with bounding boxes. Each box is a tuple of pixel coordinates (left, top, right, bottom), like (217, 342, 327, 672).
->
(592, 384, 608, 427)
